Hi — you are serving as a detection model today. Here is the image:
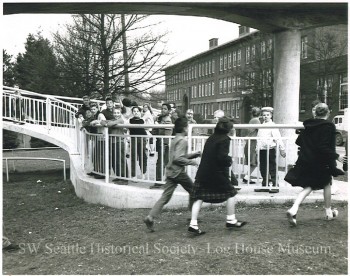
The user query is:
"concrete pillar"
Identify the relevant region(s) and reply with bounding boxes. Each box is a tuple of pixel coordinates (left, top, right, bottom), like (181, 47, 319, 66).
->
(273, 30, 301, 167)
(273, 29, 301, 124)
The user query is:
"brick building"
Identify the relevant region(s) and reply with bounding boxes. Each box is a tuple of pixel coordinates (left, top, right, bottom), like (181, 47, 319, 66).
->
(164, 24, 347, 123)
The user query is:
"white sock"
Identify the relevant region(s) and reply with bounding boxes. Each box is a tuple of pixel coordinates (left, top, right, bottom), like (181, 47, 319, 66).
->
(325, 207, 332, 216)
(227, 214, 237, 223)
(190, 219, 198, 229)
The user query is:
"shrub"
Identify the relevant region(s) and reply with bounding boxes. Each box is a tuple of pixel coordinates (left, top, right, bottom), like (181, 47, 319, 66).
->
(3, 130, 20, 149)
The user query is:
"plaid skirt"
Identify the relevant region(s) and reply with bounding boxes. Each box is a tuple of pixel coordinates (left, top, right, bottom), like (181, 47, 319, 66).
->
(192, 173, 238, 203)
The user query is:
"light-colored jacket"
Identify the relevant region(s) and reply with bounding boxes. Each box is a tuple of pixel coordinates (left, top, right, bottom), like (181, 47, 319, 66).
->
(256, 121, 285, 151)
(166, 135, 198, 178)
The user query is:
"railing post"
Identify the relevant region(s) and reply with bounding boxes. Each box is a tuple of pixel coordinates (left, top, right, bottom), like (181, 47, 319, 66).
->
(5, 158, 9, 182)
(187, 124, 193, 177)
(75, 118, 80, 153)
(46, 98, 51, 133)
(104, 127, 109, 184)
(63, 160, 67, 181)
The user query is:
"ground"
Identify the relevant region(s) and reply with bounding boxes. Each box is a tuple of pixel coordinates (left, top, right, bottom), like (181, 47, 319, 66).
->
(2, 169, 348, 275)
(2, 148, 348, 275)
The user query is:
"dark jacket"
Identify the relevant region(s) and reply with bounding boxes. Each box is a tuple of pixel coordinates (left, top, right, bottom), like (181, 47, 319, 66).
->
(75, 104, 90, 118)
(296, 118, 338, 170)
(289, 118, 340, 190)
(196, 130, 232, 185)
(101, 108, 115, 120)
(129, 117, 147, 136)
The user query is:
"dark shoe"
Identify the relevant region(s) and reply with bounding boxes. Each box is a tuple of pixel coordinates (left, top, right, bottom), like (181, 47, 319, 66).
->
(243, 179, 256, 184)
(94, 175, 105, 179)
(3, 243, 20, 252)
(286, 211, 297, 226)
(149, 183, 162, 189)
(226, 221, 248, 228)
(143, 217, 154, 232)
(87, 172, 95, 176)
(188, 226, 205, 235)
(126, 154, 130, 158)
(269, 188, 279, 193)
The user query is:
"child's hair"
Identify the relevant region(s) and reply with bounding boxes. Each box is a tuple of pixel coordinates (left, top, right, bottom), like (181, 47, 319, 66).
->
(174, 116, 188, 133)
(315, 103, 330, 117)
(122, 98, 132, 107)
(105, 97, 113, 103)
(251, 107, 261, 117)
(131, 106, 142, 113)
(215, 116, 234, 134)
(162, 103, 172, 111)
(90, 103, 98, 108)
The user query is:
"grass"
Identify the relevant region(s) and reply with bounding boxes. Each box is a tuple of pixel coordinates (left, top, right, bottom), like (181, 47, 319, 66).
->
(2, 148, 348, 274)
(2, 169, 348, 275)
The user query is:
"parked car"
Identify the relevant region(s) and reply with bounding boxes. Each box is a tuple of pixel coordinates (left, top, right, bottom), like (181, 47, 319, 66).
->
(333, 108, 348, 146)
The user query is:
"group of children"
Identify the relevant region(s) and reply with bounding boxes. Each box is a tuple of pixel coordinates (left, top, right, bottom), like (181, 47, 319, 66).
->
(144, 103, 345, 235)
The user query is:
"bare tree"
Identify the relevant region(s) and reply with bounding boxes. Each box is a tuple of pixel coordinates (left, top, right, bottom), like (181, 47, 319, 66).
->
(305, 25, 347, 107)
(54, 14, 171, 99)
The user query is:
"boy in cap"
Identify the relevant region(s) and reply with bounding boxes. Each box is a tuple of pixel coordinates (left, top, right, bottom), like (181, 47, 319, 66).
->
(255, 107, 286, 193)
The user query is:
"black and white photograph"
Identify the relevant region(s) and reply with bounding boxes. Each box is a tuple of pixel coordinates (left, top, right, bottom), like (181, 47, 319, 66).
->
(2, 1, 348, 275)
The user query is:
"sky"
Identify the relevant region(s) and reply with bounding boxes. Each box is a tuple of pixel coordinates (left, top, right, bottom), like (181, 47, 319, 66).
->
(2, 13, 240, 66)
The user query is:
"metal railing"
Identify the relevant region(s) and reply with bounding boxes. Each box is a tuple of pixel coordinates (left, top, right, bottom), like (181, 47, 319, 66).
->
(79, 123, 303, 188)
(3, 157, 67, 182)
(2, 86, 305, 189)
(3, 86, 78, 150)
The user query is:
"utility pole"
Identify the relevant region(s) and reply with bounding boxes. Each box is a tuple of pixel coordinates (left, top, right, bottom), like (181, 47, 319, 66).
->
(121, 14, 130, 95)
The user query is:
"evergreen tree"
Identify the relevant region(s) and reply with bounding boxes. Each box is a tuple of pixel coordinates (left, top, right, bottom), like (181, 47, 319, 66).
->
(15, 33, 61, 95)
(3, 50, 16, 86)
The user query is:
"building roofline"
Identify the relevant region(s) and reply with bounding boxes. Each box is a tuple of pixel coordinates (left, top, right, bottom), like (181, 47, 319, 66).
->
(163, 30, 260, 71)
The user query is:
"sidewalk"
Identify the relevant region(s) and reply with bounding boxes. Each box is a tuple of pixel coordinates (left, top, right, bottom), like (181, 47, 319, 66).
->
(115, 177, 348, 207)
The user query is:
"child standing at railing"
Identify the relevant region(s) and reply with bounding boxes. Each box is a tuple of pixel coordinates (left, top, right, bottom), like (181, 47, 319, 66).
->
(129, 106, 148, 178)
(256, 107, 286, 193)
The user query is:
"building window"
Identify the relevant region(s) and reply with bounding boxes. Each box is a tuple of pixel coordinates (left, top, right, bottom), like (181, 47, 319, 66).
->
(205, 83, 208, 96)
(224, 54, 227, 70)
(205, 61, 208, 76)
(220, 56, 223, 72)
(237, 49, 241, 66)
(199, 64, 202, 77)
(228, 53, 232, 69)
(235, 101, 240, 118)
(233, 52, 237, 67)
(208, 82, 212, 96)
(232, 76, 236, 91)
(223, 78, 227, 94)
(251, 44, 256, 61)
(212, 59, 215, 73)
(208, 60, 212, 75)
(219, 79, 223, 94)
(267, 38, 272, 58)
(212, 81, 215, 95)
(261, 40, 266, 60)
(228, 77, 231, 93)
(237, 76, 241, 88)
(339, 82, 348, 111)
(301, 36, 308, 59)
(246, 46, 250, 64)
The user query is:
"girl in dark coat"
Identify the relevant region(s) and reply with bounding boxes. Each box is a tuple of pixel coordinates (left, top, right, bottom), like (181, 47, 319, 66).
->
(188, 117, 247, 235)
(286, 103, 344, 226)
